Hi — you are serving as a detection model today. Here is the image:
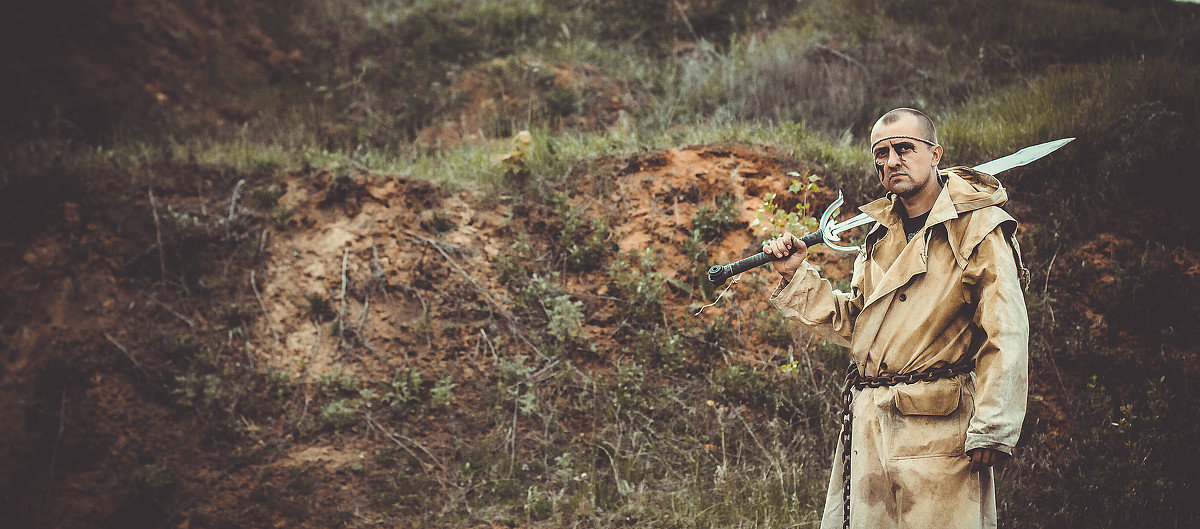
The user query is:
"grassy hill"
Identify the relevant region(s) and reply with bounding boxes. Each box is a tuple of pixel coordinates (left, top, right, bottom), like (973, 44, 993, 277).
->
(2, 0, 1198, 527)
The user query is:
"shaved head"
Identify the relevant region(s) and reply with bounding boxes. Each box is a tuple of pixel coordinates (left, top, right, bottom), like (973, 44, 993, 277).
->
(873, 108, 937, 146)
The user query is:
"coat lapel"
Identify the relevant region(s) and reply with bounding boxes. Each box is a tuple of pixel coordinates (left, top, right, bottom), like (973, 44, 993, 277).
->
(861, 182, 959, 310)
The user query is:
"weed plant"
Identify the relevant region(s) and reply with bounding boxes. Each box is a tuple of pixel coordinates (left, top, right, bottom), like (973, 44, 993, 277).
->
(607, 249, 667, 327)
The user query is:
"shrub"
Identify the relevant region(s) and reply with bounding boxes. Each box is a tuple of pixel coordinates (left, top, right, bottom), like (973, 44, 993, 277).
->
(304, 292, 337, 323)
(381, 367, 423, 410)
(692, 195, 743, 240)
(751, 172, 822, 239)
(429, 375, 457, 409)
(319, 399, 360, 430)
(608, 249, 667, 326)
(545, 294, 592, 352)
(497, 236, 533, 286)
(631, 329, 686, 373)
(553, 193, 615, 271)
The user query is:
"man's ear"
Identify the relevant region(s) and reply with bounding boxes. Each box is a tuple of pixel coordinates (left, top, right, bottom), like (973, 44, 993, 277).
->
(930, 144, 943, 167)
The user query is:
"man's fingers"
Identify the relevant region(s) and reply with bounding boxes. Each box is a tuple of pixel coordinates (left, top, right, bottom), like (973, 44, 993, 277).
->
(967, 448, 1007, 472)
(763, 233, 801, 258)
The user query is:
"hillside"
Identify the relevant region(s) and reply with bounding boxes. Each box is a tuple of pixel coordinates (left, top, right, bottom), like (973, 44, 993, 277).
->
(2, 1, 1199, 528)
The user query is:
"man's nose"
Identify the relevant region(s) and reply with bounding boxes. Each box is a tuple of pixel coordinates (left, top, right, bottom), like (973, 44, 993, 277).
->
(886, 148, 904, 167)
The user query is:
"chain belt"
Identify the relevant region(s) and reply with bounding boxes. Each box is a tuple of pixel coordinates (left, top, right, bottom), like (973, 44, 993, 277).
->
(839, 357, 975, 529)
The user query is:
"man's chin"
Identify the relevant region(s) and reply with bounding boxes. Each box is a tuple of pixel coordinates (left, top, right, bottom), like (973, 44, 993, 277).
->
(887, 181, 917, 197)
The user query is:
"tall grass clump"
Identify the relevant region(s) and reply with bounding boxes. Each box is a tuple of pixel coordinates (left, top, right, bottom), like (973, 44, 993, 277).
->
(939, 58, 1200, 239)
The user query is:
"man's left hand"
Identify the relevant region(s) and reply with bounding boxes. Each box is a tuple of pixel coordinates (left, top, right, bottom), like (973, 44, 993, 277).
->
(966, 447, 1008, 472)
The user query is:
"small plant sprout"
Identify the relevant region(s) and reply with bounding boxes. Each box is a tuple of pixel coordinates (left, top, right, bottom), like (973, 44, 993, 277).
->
(750, 171, 822, 238)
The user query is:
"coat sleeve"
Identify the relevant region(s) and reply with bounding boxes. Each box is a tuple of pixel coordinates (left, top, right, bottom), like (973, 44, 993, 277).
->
(962, 226, 1030, 455)
(768, 257, 864, 348)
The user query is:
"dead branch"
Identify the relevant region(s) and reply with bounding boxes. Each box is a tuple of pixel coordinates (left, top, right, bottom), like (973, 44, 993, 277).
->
(258, 228, 269, 256)
(338, 249, 349, 350)
(366, 414, 448, 475)
(403, 230, 546, 361)
(227, 179, 246, 222)
(104, 332, 152, 380)
(1044, 245, 1060, 295)
(370, 245, 388, 294)
(150, 296, 198, 332)
(250, 270, 281, 345)
(147, 189, 167, 282)
(37, 385, 67, 522)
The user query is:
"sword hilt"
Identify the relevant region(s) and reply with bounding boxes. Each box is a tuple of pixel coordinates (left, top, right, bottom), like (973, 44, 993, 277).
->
(707, 230, 823, 286)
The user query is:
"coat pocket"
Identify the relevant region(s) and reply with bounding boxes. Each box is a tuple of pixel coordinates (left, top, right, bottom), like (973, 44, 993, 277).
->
(894, 378, 961, 416)
(884, 378, 970, 459)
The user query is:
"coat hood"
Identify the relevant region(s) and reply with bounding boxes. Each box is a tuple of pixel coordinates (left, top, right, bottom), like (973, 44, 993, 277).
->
(942, 166, 1008, 214)
(858, 166, 1023, 274)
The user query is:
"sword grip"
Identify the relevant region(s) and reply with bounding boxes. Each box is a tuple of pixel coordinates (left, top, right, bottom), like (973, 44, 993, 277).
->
(707, 231, 823, 286)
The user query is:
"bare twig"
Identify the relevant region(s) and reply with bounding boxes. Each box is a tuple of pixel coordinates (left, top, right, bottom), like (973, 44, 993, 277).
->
(813, 43, 868, 72)
(1044, 246, 1060, 295)
(397, 283, 434, 350)
(356, 296, 370, 334)
(510, 393, 520, 474)
(404, 230, 546, 360)
(480, 328, 499, 363)
(104, 332, 151, 380)
(37, 385, 67, 522)
(672, 1, 700, 42)
(1043, 246, 1060, 326)
(338, 249, 349, 349)
(147, 189, 167, 282)
(300, 324, 322, 387)
(250, 270, 281, 345)
(565, 290, 623, 302)
(371, 245, 388, 294)
(227, 179, 246, 221)
(150, 296, 197, 332)
(366, 414, 448, 474)
(258, 228, 269, 256)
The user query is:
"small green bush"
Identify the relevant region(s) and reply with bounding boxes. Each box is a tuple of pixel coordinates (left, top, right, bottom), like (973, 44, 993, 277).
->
(553, 193, 615, 271)
(382, 367, 423, 410)
(429, 375, 457, 409)
(608, 249, 667, 326)
(755, 309, 793, 347)
(545, 294, 592, 353)
(631, 329, 686, 373)
(319, 399, 360, 430)
(693, 195, 743, 240)
(319, 368, 359, 398)
(497, 236, 533, 286)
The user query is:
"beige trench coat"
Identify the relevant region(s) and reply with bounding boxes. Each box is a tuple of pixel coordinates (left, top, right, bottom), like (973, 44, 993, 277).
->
(770, 168, 1030, 529)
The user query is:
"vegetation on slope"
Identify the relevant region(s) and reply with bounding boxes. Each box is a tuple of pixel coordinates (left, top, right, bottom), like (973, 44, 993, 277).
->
(2, 0, 1198, 527)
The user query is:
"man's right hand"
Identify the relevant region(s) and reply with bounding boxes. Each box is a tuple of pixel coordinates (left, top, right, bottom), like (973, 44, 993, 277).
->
(763, 232, 807, 282)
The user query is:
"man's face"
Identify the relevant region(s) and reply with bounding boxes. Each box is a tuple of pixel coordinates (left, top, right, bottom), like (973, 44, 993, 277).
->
(870, 115, 943, 198)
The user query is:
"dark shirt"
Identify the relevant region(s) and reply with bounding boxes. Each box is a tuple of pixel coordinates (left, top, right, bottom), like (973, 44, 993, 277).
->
(902, 210, 929, 242)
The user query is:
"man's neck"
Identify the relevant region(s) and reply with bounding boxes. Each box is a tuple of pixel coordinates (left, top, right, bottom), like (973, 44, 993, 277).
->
(898, 179, 942, 218)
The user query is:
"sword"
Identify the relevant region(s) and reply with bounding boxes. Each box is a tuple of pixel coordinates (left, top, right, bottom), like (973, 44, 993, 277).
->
(706, 138, 1074, 286)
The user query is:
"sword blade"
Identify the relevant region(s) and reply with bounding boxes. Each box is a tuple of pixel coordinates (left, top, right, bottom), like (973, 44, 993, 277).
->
(971, 137, 1075, 175)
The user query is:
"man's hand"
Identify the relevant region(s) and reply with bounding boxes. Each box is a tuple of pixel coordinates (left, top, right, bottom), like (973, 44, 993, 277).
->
(966, 447, 1009, 472)
(763, 233, 807, 282)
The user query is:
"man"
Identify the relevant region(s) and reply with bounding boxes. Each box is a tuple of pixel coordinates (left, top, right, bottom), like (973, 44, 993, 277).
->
(763, 108, 1029, 528)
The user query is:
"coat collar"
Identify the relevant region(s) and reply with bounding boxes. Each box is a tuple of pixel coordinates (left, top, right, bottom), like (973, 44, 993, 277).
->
(858, 171, 960, 230)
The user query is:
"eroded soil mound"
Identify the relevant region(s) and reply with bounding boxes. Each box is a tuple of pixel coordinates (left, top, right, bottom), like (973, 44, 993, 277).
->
(0, 143, 851, 527)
